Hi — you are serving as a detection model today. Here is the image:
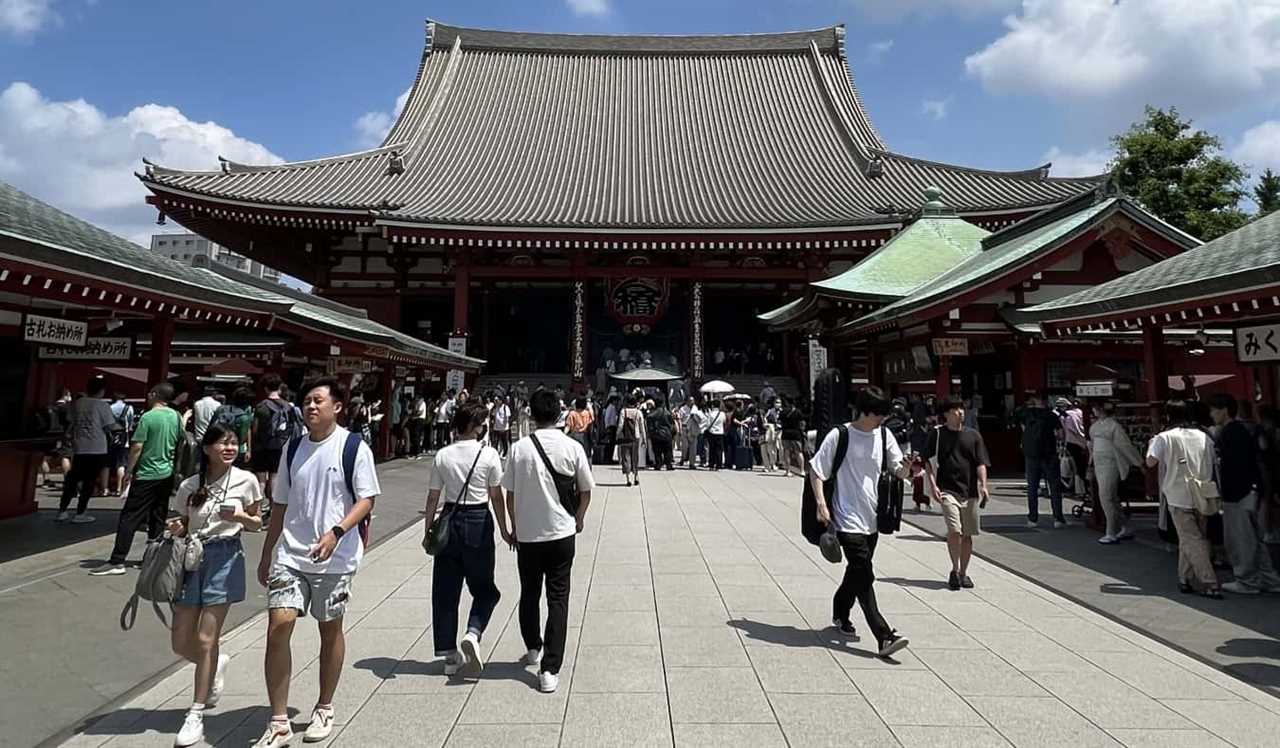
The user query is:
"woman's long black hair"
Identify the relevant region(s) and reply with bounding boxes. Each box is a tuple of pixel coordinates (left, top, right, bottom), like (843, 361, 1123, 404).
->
(191, 423, 237, 507)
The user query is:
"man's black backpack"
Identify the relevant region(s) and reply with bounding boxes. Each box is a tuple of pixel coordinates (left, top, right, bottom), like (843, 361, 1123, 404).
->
(260, 398, 303, 452)
(876, 426, 904, 535)
(801, 426, 848, 545)
(109, 404, 133, 450)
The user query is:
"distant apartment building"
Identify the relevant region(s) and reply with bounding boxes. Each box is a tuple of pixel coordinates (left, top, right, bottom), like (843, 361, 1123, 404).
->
(151, 232, 281, 283)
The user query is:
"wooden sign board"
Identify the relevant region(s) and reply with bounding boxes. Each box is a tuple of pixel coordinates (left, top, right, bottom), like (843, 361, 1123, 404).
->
(931, 337, 969, 357)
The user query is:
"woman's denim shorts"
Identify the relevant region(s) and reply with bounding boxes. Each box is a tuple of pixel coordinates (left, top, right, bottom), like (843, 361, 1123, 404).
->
(176, 536, 246, 607)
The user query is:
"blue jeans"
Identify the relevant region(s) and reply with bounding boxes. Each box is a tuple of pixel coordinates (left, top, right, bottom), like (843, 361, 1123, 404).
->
(1025, 457, 1064, 522)
(432, 505, 501, 655)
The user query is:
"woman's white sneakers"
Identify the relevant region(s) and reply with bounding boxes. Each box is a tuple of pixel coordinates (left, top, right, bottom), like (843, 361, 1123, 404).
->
(174, 710, 203, 747)
(252, 721, 293, 748)
(524, 648, 543, 667)
(303, 706, 335, 742)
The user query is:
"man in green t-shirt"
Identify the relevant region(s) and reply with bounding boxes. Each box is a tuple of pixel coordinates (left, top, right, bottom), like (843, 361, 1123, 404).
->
(92, 382, 182, 575)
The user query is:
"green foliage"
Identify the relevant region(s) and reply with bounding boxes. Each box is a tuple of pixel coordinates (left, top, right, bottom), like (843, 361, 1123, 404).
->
(1110, 106, 1249, 240)
(1254, 168, 1280, 216)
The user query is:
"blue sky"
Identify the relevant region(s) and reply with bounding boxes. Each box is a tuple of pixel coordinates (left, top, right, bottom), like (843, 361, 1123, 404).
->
(1, 0, 1278, 246)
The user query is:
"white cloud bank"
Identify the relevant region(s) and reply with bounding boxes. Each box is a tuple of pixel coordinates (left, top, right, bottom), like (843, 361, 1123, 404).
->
(0, 0, 56, 36)
(566, 0, 610, 18)
(1234, 120, 1280, 173)
(852, 0, 1019, 22)
(965, 0, 1280, 116)
(1041, 146, 1112, 178)
(0, 81, 282, 245)
(353, 88, 410, 149)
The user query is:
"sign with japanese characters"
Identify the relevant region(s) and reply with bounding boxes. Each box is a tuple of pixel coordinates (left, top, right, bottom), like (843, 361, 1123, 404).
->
(1075, 381, 1115, 397)
(930, 337, 969, 357)
(807, 338, 827, 395)
(607, 278, 670, 333)
(38, 336, 133, 361)
(326, 356, 371, 374)
(1236, 323, 1280, 363)
(446, 336, 467, 393)
(23, 314, 88, 348)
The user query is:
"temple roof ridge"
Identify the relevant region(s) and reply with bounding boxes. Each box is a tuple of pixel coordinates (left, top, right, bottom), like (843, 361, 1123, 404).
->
(871, 149, 1099, 182)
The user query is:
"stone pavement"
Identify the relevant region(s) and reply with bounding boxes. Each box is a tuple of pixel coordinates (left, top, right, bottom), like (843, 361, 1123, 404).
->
(62, 466, 1280, 747)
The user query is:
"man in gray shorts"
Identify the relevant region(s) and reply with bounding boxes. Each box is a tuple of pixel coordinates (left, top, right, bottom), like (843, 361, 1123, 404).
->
(253, 378, 381, 748)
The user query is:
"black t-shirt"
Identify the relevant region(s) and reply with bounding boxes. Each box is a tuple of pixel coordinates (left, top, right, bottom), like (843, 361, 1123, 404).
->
(646, 408, 674, 442)
(1021, 407, 1059, 459)
(923, 426, 991, 499)
(1217, 420, 1261, 502)
(780, 407, 805, 442)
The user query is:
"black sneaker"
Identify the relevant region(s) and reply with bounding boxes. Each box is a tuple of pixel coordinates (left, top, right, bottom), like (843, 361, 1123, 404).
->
(831, 618, 857, 639)
(960, 575, 974, 589)
(948, 571, 961, 591)
(877, 631, 909, 658)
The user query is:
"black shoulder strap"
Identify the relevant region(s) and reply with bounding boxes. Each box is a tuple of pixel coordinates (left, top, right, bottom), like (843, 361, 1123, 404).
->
(832, 424, 850, 473)
(530, 433, 558, 477)
(880, 424, 888, 472)
(451, 446, 485, 504)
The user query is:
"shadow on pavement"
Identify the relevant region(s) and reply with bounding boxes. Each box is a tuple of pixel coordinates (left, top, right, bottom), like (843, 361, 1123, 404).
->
(353, 656, 539, 688)
(879, 576, 951, 591)
(1218, 638, 1280, 660)
(726, 618, 907, 664)
(0, 506, 119, 564)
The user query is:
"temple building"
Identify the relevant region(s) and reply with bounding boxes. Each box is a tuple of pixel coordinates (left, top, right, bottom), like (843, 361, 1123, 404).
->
(139, 20, 1102, 389)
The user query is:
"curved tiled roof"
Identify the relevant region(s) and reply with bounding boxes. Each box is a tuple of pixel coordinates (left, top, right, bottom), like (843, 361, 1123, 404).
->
(141, 20, 1100, 231)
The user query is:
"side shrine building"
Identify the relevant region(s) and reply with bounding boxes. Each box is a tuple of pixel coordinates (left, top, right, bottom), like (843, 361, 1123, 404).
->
(139, 21, 1101, 388)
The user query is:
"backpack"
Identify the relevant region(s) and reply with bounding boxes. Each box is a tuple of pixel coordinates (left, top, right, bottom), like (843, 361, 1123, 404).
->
(119, 534, 189, 630)
(109, 404, 133, 449)
(286, 431, 371, 547)
(618, 410, 638, 444)
(801, 425, 849, 546)
(876, 426, 905, 535)
(211, 404, 250, 440)
(260, 398, 302, 452)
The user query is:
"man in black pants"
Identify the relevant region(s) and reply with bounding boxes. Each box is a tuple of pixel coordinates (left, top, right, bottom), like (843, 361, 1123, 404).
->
(501, 391, 595, 693)
(57, 376, 116, 523)
(646, 397, 675, 471)
(92, 383, 182, 576)
(810, 386, 916, 658)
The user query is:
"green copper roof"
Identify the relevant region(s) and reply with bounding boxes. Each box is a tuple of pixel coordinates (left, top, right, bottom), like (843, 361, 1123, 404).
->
(756, 297, 808, 324)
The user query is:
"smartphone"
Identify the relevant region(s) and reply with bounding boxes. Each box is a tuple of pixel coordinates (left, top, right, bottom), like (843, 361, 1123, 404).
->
(219, 501, 238, 515)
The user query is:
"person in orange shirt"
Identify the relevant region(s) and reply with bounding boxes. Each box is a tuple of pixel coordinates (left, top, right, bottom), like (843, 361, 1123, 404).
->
(566, 397, 594, 462)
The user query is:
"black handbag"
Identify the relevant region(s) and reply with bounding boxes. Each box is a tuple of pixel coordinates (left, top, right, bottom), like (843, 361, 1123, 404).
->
(530, 433, 580, 516)
(876, 426, 904, 535)
(423, 448, 484, 556)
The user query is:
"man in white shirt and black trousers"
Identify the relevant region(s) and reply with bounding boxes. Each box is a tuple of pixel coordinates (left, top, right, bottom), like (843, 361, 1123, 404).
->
(500, 390, 595, 694)
(810, 386, 915, 658)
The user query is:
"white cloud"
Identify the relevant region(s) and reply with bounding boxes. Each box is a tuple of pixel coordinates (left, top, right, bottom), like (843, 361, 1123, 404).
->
(867, 39, 893, 63)
(852, 0, 1019, 22)
(1234, 120, 1280, 172)
(965, 0, 1280, 117)
(921, 96, 953, 120)
(1041, 146, 1112, 178)
(353, 88, 410, 149)
(0, 0, 56, 36)
(566, 0, 609, 17)
(0, 81, 282, 246)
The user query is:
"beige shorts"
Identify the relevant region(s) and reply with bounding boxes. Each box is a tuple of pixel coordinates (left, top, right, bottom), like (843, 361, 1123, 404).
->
(939, 493, 981, 537)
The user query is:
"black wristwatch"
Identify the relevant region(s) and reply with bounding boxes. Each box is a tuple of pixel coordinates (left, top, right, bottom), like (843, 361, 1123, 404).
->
(330, 525, 346, 540)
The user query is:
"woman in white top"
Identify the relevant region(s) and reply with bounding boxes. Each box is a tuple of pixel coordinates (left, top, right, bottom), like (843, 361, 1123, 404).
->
(166, 423, 263, 747)
(424, 401, 511, 677)
(1146, 400, 1221, 598)
(1089, 401, 1143, 544)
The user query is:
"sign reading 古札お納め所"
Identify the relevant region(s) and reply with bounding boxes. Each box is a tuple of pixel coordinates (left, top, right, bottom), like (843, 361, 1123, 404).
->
(23, 314, 88, 348)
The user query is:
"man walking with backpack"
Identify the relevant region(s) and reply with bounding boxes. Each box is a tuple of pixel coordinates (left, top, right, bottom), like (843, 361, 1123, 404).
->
(252, 378, 380, 748)
(500, 390, 594, 694)
(810, 386, 913, 658)
(646, 396, 675, 471)
(252, 374, 301, 517)
(211, 387, 255, 470)
(92, 383, 182, 575)
(107, 392, 135, 497)
(1020, 395, 1066, 528)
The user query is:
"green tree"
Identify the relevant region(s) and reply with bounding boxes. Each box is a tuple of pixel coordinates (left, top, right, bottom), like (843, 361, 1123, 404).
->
(1254, 168, 1280, 216)
(1110, 106, 1249, 240)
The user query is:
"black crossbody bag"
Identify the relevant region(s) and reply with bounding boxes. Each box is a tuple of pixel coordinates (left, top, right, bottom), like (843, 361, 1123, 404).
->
(876, 425, 904, 535)
(530, 433, 581, 516)
(423, 448, 484, 556)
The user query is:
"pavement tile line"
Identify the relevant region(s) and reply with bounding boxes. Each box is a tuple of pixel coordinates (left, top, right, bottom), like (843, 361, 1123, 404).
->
(59, 466, 1280, 748)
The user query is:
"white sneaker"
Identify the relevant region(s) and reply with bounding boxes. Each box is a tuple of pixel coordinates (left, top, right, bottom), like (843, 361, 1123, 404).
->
(524, 648, 543, 667)
(71, 514, 96, 524)
(1053, 521, 1067, 529)
(88, 564, 126, 576)
(1117, 528, 1135, 540)
(55, 511, 71, 522)
(174, 710, 204, 747)
(1222, 581, 1261, 595)
(460, 632, 484, 674)
(1025, 520, 1038, 529)
(253, 721, 293, 748)
(538, 671, 559, 693)
(302, 706, 334, 742)
(207, 654, 229, 707)
(1098, 535, 1118, 544)
(444, 650, 467, 676)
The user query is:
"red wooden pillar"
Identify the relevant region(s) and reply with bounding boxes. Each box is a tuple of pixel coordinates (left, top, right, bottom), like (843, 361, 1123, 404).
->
(452, 260, 470, 336)
(148, 315, 175, 386)
(378, 366, 394, 461)
(935, 355, 951, 400)
(1142, 326, 1167, 403)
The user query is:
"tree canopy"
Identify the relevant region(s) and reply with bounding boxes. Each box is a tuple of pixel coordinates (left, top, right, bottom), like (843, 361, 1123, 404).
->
(1254, 168, 1280, 217)
(1110, 107, 1249, 241)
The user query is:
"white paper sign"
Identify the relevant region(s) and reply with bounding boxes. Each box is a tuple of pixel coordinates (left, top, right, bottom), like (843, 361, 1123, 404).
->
(24, 314, 87, 347)
(39, 336, 132, 360)
(446, 336, 467, 393)
(1236, 323, 1280, 363)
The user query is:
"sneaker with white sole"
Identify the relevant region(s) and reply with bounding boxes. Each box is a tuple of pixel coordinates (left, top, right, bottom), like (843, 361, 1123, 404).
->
(1222, 581, 1261, 595)
(174, 709, 204, 747)
(443, 650, 467, 676)
(831, 618, 857, 639)
(1025, 520, 1038, 529)
(1053, 520, 1067, 529)
(538, 671, 559, 693)
(303, 706, 334, 742)
(88, 564, 126, 576)
(1098, 535, 1118, 544)
(71, 514, 96, 524)
(460, 632, 484, 674)
(524, 648, 542, 667)
(207, 654, 229, 707)
(253, 721, 293, 748)
(1117, 528, 1135, 540)
(877, 631, 909, 658)
(55, 511, 71, 522)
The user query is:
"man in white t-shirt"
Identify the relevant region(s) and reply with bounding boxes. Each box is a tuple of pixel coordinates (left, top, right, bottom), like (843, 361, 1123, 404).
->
(500, 390, 595, 694)
(1146, 400, 1221, 597)
(191, 387, 222, 441)
(253, 378, 381, 748)
(810, 386, 917, 659)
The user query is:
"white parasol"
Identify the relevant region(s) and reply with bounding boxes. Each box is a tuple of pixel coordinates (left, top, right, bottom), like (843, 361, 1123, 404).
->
(699, 380, 735, 395)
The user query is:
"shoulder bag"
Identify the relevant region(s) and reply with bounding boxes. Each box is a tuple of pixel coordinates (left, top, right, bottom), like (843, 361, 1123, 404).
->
(530, 433, 581, 516)
(423, 447, 484, 556)
(1175, 431, 1221, 516)
(120, 532, 189, 630)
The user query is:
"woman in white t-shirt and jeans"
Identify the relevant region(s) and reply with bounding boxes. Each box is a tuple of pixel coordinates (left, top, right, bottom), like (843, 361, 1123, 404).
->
(424, 401, 513, 676)
(166, 423, 264, 747)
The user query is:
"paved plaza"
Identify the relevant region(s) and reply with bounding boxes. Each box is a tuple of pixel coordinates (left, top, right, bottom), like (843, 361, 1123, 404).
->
(61, 465, 1280, 747)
